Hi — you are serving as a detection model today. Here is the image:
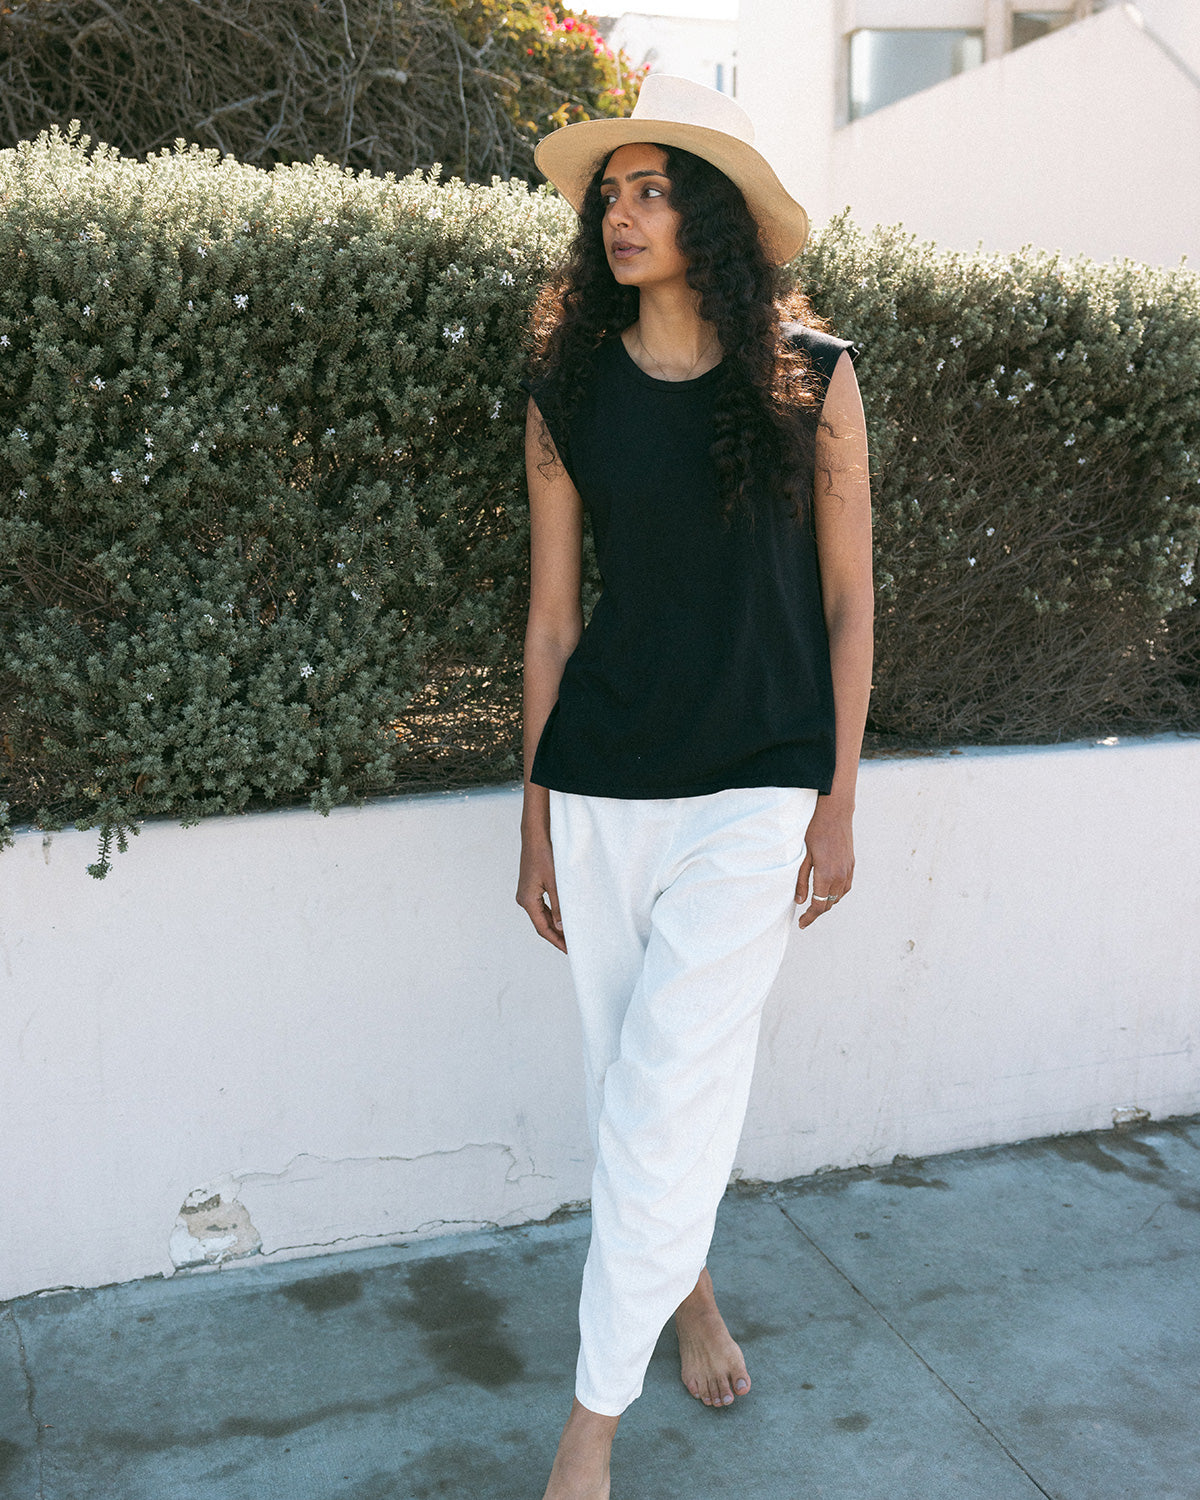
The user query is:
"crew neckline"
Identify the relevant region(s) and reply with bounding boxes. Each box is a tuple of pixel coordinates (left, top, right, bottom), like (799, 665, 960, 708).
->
(613, 333, 723, 390)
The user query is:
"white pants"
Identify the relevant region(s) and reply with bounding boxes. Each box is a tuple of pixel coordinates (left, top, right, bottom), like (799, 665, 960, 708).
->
(549, 784, 818, 1416)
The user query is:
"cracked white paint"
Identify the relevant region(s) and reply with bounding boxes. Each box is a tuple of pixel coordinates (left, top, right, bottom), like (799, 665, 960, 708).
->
(202, 1144, 553, 1262)
(170, 1184, 263, 1269)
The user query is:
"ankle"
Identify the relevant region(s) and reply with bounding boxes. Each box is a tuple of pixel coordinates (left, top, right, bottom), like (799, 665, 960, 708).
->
(563, 1397, 620, 1438)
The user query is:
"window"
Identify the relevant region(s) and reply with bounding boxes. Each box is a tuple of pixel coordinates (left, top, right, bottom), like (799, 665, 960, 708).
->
(847, 29, 985, 122)
(1011, 10, 1074, 50)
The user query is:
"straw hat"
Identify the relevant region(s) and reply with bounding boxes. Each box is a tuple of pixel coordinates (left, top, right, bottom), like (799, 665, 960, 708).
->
(534, 74, 809, 264)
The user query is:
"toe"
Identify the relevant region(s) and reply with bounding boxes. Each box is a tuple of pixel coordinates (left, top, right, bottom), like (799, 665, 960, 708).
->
(734, 1376, 750, 1395)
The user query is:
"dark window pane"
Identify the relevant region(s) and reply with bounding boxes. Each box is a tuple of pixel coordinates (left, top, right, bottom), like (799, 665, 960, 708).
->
(1012, 11, 1074, 50)
(848, 28, 985, 121)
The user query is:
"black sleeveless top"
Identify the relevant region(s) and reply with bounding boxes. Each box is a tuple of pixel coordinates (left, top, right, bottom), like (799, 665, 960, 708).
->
(524, 325, 857, 800)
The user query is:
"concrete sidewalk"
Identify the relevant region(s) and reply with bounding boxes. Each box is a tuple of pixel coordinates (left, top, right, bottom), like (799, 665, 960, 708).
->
(2, 1118, 1198, 1500)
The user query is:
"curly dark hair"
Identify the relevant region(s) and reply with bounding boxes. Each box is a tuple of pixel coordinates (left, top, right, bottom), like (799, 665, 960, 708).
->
(529, 143, 829, 518)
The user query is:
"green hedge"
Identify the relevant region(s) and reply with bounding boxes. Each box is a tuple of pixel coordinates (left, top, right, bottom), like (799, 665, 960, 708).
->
(2, 129, 1198, 872)
(798, 219, 1200, 745)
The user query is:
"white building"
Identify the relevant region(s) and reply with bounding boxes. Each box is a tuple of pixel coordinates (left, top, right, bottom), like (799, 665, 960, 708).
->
(737, 0, 1200, 266)
(604, 11, 739, 94)
(579, 0, 739, 94)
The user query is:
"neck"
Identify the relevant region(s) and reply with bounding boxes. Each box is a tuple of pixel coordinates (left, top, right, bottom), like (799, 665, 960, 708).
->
(632, 285, 718, 376)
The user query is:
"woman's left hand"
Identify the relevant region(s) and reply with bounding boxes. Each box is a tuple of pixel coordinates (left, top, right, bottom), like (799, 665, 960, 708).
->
(795, 797, 855, 929)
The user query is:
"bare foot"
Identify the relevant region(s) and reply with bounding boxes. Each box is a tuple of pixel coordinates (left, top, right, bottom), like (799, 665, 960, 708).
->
(541, 1398, 618, 1500)
(674, 1267, 751, 1408)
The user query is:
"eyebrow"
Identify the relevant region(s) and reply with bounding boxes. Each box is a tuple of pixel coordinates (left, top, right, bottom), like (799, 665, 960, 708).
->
(599, 168, 670, 187)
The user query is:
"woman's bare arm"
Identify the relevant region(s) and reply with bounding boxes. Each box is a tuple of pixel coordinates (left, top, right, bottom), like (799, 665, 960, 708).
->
(796, 349, 874, 929)
(516, 396, 585, 952)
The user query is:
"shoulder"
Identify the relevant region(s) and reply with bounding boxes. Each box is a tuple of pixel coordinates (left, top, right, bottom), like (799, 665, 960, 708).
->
(522, 336, 619, 413)
(780, 321, 860, 399)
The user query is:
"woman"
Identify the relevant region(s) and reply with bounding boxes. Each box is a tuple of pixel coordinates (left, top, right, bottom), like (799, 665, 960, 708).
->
(515, 76, 873, 1500)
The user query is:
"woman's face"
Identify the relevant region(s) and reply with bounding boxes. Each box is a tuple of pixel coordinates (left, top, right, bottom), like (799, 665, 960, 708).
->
(599, 143, 690, 291)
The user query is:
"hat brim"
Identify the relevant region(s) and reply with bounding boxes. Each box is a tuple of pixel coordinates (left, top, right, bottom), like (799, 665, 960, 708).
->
(534, 117, 809, 265)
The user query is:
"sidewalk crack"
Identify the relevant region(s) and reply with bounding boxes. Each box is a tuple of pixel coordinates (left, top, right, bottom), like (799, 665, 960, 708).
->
(5, 1306, 45, 1499)
(774, 1200, 1055, 1499)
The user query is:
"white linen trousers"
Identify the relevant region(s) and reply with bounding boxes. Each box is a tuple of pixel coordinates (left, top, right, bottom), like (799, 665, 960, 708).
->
(549, 783, 819, 1416)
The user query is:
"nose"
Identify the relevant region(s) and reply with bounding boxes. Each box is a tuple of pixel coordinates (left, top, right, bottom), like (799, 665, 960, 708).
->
(605, 194, 631, 230)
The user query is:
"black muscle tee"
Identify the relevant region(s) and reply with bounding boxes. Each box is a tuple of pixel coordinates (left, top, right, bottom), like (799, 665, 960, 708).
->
(523, 325, 857, 800)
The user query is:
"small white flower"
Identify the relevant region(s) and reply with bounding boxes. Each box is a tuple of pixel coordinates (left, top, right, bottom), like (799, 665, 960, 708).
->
(145, 692, 154, 701)
(144, 434, 154, 448)
(427, 415, 435, 426)
(1007, 394, 1020, 404)
(203, 614, 215, 625)
(223, 601, 234, 613)
(18, 487, 27, 498)
(325, 427, 336, 437)
(998, 365, 1006, 374)
(1064, 434, 1076, 446)
(196, 245, 207, 257)
(187, 301, 193, 311)
(162, 387, 170, 397)
(233, 293, 249, 311)
(986, 526, 995, 537)
(191, 441, 200, 452)
(1126, 361, 1135, 373)
(443, 324, 466, 344)
(499, 270, 514, 286)
(351, 590, 362, 601)
(0, 334, 9, 347)
(1077, 456, 1086, 465)
(92, 376, 105, 390)
(427, 206, 443, 221)
(508, 247, 520, 260)
(291, 302, 305, 314)
(142, 474, 150, 484)
(15, 427, 28, 440)
(241, 221, 250, 233)
(78, 230, 90, 241)
(336, 561, 345, 569)
(267, 404, 279, 413)
(949, 335, 962, 348)
(299, 662, 314, 678)
(968, 557, 976, 566)
(101, 278, 110, 288)
(491, 399, 502, 420)
(393, 447, 403, 457)
(935, 359, 945, 373)
(1056, 349, 1066, 361)
(1024, 381, 1034, 392)
(82, 305, 91, 317)
(110, 468, 122, 483)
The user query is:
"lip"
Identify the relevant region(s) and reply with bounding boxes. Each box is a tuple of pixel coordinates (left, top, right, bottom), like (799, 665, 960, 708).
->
(609, 242, 645, 260)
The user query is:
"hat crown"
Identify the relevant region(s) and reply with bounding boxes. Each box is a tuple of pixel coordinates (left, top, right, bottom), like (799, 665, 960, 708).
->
(630, 75, 755, 148)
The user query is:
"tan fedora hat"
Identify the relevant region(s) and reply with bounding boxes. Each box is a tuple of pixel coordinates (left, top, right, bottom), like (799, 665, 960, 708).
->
(534, 74, 809, 264)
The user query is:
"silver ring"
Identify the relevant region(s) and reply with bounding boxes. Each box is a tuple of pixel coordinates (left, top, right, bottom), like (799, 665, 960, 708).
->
(813, 894, 834, 902)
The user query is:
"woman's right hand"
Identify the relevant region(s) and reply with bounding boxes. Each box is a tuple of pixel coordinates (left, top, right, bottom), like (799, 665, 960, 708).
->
(516, 835, 567, 953)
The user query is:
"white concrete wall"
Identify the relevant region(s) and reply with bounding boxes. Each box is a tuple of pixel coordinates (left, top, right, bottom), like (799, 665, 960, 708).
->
(739, 0, 1200, 266)
(2, 737, 1197, 1302)
(737, 0, 839, 219)
(1132, 0, 1200, 72)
